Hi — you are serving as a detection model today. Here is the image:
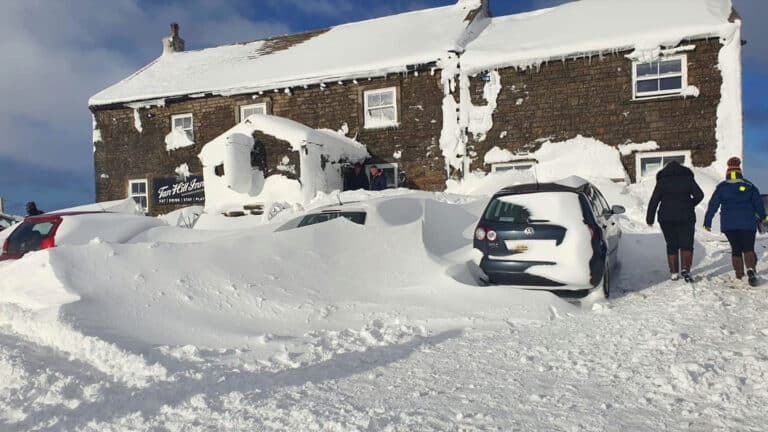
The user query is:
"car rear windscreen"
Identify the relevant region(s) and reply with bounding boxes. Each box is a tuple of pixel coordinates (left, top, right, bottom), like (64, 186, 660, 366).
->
(298, 212, 366, 228)
(5, 221, 56, 255)
(483, 192, 580, 224)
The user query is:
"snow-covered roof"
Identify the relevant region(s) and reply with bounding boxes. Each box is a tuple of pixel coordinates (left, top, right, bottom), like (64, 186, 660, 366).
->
(89, 1, 486, 107)
(199, 114, 369, 164)
(461, 0, 736, 73)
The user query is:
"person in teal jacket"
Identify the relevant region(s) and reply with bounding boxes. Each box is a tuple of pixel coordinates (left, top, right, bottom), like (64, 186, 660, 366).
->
(704, 157, 768, 286)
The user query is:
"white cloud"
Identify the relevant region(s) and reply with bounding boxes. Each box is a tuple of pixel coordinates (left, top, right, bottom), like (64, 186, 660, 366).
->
(0, 0, 290, 175)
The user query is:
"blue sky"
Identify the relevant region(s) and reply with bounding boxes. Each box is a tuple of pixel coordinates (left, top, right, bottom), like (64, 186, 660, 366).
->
(0, 0, 765, 215)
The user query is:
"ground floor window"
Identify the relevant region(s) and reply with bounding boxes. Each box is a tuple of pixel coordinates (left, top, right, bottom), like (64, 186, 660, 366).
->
(635, 150, 691, 179)
(366, 163, 399, 188)
(128, 179, 149, 212)
(491, 161, 536, 173)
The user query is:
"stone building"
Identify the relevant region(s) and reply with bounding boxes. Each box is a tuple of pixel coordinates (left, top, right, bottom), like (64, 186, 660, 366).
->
(90, 0, 742, 215)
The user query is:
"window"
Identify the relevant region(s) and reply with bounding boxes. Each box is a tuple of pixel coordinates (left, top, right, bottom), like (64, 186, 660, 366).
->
(171, 114, 194, 141)
(240, 103, 267, 121)
(633, 55, 687, 99)
(366, 163, 399, 188)
(635, 150, 691, 179)
(491, 161, 536, 173)
(129, 179, 149, 212)
(298, 212, 367, 228)
(364, 87, 398, 129)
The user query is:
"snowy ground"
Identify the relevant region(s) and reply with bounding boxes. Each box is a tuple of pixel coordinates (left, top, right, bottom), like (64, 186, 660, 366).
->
(1, 182, 768, 431)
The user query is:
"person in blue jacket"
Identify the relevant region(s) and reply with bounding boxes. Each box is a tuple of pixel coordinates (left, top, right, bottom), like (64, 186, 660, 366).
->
(369, 166, 388, 191)
(704, 157, 768, 286)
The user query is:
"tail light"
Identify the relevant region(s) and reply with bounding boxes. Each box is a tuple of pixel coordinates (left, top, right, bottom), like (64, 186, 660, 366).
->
(475, 227, 498, 242)
(40, 237, 55, 250)
(587, 224, 598, 241)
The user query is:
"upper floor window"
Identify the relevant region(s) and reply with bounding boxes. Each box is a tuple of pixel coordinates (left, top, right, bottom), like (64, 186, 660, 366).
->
(635, 150, 691, 179)
(632, 55, 687, 99)
(240, 103, 267, 121)
(128, 179, 148, 213)
(171, 113, 194, 141)
(364, 87, 398, 129)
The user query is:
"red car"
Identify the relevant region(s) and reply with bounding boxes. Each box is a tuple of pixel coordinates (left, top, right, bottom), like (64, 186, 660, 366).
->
(1, 211, 164, 260)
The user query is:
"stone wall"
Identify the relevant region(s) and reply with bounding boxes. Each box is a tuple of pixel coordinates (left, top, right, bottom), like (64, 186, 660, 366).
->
(93, 71, 446, 215)
(93, 38, 726, 214)
(467, 39, 723, 181)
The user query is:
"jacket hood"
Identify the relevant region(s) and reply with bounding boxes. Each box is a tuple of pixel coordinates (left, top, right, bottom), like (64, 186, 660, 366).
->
(656, 161, 694, 180)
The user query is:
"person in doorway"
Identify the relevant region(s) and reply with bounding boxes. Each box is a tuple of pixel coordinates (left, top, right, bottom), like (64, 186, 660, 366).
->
(704, 157, 767, 287)
(345, 162, 369, 191)
(25, 201, 44, 216)
(369, 165, 388, 191)
(646, 160, 705, 283)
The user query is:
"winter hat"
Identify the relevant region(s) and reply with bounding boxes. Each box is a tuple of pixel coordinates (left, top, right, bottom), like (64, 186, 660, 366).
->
(726, 156, 742, 179)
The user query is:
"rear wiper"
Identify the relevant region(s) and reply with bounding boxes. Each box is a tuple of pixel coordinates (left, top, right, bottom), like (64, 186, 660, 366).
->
(528, 219, 550, 223)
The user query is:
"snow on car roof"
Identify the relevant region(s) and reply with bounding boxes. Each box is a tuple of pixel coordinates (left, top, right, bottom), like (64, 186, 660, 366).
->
(89, 1, 485, 106)
(461, 0, 735, 74)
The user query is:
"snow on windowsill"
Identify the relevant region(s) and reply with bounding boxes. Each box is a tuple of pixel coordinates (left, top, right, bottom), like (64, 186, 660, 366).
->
(631, 87, 700, 102)
(363, 119, 400, 130)
(165, 128, 195, 151)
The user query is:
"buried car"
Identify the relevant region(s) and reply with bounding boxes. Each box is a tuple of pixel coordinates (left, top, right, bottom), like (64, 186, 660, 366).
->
(0, 211, 165, 260)
(473, 178, 624, 298)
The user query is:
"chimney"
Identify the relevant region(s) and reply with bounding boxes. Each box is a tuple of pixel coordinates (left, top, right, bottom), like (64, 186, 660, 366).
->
(162, 22, 185, 55)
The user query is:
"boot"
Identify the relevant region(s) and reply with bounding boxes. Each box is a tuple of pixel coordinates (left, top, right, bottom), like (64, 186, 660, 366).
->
(668, 254, 680, 280)
(745, 252, 759, 287)
(732, 256, 745, 280)
(680, 250, 694, 283)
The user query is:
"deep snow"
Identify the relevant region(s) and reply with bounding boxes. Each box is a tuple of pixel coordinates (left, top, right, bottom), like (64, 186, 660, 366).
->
(1, 172, 768, 431)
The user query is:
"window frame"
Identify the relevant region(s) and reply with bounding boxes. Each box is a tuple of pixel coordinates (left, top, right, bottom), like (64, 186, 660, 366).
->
(632, 54, 688, 100)
(491, 161, 536, 173)
(635, 150, 692, 179)
(171, 113, 194, 140)
(363, 87, 399, 129)
(365, 163, 399, 189)
(128, 179, 149, 213)
(239, 103, 268, 122)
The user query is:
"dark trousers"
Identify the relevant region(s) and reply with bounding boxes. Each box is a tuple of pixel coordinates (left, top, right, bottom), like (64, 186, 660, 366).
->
(724, 230, 757, 256)
(660, 221, 695, 255)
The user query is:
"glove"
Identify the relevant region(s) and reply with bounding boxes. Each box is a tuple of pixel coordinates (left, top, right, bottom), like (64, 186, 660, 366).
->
(703, 225, 712, 232)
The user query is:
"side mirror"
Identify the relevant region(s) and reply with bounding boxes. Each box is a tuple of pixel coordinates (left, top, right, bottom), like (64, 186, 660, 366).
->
(611, 205, 626, 215)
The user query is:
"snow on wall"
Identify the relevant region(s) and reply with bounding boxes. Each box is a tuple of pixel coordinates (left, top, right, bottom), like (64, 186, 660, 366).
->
(133, 109, 143, 133)
(464, 70, 501, 142)
(447, 135, 629, 195)
(714, 21, 743, 172)
(165, 128, 195, 152)
(484, 146, 515, 164)
(174, 163, 190, 179)
(92, 115, 102, 144)
(617, 141, 659, 156)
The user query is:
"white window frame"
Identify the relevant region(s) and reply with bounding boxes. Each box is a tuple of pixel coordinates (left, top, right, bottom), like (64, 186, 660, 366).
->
(635, 150, 692, 179)
(491, 161, 536, 173)
(363, 87, 398, 129)
(171, 113, 194, 140)
(239, 103, 267, 121)
(365, 163, 399, 188)
(128, 179, 149, 213)
(632, 55, 687, 100)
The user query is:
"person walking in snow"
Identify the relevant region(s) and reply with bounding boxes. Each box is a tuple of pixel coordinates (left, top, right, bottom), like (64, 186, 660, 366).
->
(704, 157, 767, 287)
(646, 160, 705, 283)
(369, 166, 388, 191)
(25, 201, 44, 216)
